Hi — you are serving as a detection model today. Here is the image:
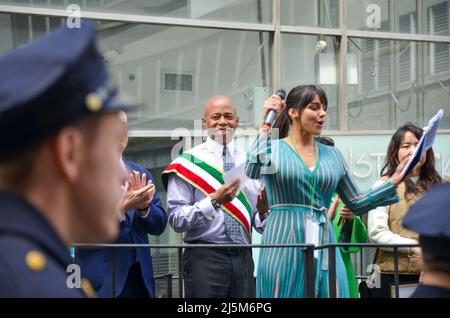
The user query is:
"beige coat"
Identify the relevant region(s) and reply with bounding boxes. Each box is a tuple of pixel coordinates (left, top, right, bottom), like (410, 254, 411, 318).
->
(369, 181, 422, 274)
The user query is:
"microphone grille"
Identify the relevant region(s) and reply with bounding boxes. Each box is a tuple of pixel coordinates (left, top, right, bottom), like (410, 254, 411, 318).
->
(276, 89, 286, 100)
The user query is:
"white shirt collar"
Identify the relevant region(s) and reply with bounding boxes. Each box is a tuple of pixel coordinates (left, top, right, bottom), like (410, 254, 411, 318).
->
(205, 136, 235, 155)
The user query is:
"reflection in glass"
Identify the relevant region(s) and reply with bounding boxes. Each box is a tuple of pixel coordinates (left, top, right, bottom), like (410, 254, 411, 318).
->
(281, 0, 339, 28)
(348, 0, 450, 36)
(282, 34, 339, 130)
(0, 13, 272, 131)
(348, 38, 450, 130)
(98, 23, 271, 130)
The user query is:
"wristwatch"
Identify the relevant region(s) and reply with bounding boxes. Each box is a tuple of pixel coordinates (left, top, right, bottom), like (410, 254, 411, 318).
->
(209, 193, 221, 209)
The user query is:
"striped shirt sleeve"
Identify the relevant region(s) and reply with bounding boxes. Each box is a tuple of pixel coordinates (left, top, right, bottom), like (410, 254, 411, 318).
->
(245, 134, 272, 179)
(335, 149, 399, 215)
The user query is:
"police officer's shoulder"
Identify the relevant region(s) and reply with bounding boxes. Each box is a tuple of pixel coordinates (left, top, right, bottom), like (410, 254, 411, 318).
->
(0, 243, 15, 297)
(0, 234, 83, 297)
(0, 192, 84, 298)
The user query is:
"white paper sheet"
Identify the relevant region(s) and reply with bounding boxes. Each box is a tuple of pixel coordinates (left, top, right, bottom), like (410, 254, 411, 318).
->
(223, 163, 251, 187)
(401, 109, 444, 179)
(305, 218, 320, 259)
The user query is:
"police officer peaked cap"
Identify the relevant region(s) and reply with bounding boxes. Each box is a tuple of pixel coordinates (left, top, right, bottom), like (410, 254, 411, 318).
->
(0, 19, 127, 163)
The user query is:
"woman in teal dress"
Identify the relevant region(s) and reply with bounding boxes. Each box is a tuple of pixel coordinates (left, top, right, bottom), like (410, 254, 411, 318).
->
(245, 85, 407, 298)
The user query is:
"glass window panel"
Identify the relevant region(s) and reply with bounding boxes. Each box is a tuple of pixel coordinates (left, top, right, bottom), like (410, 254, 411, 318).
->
(282, 34, 339, 130)
(49, 16, 64, 29)
(0, 14, 271, 130)
(427, 1, 449, 36)
(11, 14, 31, 47)
(101, 24, 271, 130)
(0, 13, 14, 54)
(348, 0, 450, 35)
(30, 15, 47, 39)
(281, 0, 339, 28)
(424, 82, 450, 129)
(106, 26, 271, 129)
(0, 0, 68, 8)
(348, 0, 414, 33)
(348, 37, 450, 130)
(0, 0, 272, 24)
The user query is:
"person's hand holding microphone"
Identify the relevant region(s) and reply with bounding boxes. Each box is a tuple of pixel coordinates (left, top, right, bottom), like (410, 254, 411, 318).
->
(261, 89, 287, 130)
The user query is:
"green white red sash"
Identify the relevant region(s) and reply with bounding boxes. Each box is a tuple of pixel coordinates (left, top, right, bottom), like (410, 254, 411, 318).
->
(161, 152, 252, 240)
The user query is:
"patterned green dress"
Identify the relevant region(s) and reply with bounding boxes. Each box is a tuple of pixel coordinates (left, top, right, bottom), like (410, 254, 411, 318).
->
(245, 136, 398, 298)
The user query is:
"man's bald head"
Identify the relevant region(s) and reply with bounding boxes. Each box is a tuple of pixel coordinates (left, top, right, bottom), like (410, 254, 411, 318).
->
(202, 95, 239, 145)
(203, 95, 237, 117)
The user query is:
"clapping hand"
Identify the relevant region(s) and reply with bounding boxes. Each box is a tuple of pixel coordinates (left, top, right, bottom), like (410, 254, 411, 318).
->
(119, 170, 156, 216)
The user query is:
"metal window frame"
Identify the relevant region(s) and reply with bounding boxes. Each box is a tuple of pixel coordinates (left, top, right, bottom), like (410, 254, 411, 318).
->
(126, 128, 450, 138)
(338, 0, 349, 131)
(1, 1, 450, 136)
(0, 5, 275, 31)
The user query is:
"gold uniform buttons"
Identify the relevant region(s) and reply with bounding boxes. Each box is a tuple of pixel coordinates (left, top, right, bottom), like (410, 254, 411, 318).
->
(80, 278, 97, 298)
(25, 251, 46, 272)
(85, 93, 103, 112)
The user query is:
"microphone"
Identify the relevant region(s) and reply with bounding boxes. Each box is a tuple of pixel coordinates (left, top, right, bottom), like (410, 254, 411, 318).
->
(262, 89, 286, 130)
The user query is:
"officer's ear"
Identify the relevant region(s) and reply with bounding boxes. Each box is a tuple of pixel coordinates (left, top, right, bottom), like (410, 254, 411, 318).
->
(51, 127, 85, 181)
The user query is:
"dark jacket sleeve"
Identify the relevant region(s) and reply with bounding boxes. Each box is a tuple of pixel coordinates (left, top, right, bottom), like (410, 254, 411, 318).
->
(126, 160, 168, 236)
(0, 252, 15, 297)
(136, 190, 167, 236)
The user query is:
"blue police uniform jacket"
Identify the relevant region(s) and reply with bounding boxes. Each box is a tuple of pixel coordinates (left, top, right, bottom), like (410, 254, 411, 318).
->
(411, 284, 450, 298)
(75, 160, 168, 298)
(0, 191, 84, 297)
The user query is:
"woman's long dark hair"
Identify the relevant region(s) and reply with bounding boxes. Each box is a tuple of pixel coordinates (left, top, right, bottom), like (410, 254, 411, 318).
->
(272, 85, 328, 139)
(381, 123, 442, 198)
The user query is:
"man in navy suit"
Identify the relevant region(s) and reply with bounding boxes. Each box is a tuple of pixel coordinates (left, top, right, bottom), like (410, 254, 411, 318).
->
(76, 112, 167, 298)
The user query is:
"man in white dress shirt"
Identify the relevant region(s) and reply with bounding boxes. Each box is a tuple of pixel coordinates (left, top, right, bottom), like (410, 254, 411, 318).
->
(162, 95, 268, 298)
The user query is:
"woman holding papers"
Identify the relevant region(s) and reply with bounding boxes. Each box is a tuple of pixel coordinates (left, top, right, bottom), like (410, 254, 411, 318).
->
(245, 85, 409, 298)
(368, 123, 442, 298)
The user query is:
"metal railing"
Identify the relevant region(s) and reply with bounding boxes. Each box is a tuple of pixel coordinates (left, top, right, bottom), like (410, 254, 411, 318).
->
(73, 242, 419, 298)
(316, 243, 420, 298)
